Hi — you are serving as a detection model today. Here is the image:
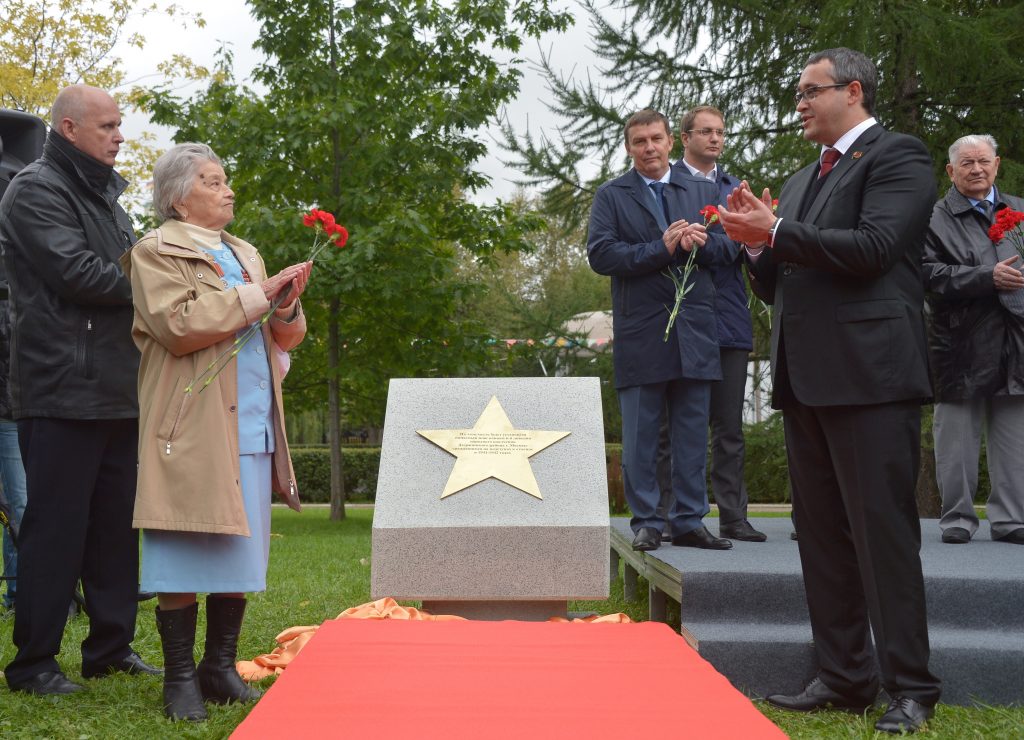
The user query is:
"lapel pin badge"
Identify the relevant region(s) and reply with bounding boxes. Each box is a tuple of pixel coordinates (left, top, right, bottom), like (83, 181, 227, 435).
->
(851, 151, 864, 159)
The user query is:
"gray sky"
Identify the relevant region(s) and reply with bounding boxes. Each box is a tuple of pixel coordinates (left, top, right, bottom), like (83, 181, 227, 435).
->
(118, 0, 603, 203)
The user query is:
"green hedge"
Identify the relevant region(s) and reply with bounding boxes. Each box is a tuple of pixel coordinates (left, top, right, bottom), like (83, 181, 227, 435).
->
(291, 432, 791, 510)
(604, 416, 792, 514)
(289, 414, 975, 512)
(291, 447, 380, 503)
(741, 413, 791, 504)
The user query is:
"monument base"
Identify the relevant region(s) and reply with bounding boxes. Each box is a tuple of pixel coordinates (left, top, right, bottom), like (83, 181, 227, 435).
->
(422, 599, 567, 621)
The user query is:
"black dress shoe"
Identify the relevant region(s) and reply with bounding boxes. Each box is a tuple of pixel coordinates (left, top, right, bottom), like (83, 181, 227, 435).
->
(765, 677, 875, 712)
(941, 526, 970, 544)
(8, 670, 84, 695)
(790, 531, 798, 541)
(82, 650, 163, 679)
(719, 520, 767, 542)
(874, 696, 934, 734)
(671, 526, 732, 550)
(994, 527, 1024, 545)
(631, 527, 661, 551)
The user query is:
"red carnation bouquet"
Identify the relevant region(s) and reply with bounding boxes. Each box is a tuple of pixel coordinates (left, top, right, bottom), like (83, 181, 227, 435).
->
(989, 207, 1024, 259)
(185, 208, 349, 393)
(662, 205, 718, 341)
(303, 208, 349, 258)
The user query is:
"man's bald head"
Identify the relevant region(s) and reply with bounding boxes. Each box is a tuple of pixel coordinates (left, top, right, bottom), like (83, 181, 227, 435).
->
(50, 85, 124, 166)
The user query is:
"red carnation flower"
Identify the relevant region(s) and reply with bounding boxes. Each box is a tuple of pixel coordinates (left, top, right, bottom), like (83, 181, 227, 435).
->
(699, 205, 720, 226)
(302, 208, 350, 261)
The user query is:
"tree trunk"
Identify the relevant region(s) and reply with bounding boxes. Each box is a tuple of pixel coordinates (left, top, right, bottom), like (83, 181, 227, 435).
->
(888, 34, 921, 138)
(328, 299, 347, 520)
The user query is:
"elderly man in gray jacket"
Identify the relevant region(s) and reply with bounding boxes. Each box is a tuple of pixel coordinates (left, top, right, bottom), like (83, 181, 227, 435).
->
(922, 133, 1024, 546)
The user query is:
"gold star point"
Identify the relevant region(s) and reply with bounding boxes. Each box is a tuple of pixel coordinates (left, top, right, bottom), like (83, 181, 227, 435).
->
(417, 396, 570, 499)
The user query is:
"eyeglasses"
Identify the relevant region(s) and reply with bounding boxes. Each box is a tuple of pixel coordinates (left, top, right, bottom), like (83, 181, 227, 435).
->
(687, 128, 727, 137)
(794, 83, 849, 103)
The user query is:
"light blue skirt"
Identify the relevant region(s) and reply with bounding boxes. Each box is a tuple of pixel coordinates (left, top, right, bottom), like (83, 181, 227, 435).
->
(141, 453, 272, 593)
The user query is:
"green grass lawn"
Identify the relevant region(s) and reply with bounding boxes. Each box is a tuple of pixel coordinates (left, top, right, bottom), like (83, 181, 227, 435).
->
(0, 508, 1020, 738)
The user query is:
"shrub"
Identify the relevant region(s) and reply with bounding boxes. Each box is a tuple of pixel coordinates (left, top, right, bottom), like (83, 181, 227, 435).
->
(290, 447, 381, 503)
(741, 414, 791, 504)
(287, 418, 801, 512)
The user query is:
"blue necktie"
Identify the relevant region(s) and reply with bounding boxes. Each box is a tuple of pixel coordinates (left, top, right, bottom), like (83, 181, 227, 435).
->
(649, 181, 668, 221)
(976, 200, 993, 222)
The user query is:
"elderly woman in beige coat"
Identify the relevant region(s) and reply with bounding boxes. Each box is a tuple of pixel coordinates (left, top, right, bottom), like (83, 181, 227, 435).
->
(123, 142, 310, 721)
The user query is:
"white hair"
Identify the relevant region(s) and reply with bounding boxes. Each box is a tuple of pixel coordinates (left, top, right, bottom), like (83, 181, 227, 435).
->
(151, 143, 222, 222)
(948, 134, 998, 165)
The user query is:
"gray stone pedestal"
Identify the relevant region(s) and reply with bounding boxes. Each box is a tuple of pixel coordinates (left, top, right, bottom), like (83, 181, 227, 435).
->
(371, 377, 610, 620)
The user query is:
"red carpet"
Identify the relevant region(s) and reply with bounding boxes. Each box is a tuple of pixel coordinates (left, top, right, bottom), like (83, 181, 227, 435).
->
(232, 619, 785, 739)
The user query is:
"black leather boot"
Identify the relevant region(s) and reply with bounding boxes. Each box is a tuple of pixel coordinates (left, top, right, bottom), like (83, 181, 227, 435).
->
(155, 603, 207, 721)
(197, 596, 262, 704)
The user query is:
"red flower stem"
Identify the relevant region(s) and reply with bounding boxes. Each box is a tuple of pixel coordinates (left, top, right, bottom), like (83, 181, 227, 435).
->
(662, 247, 698, 342)
(184, 290, 290, 395)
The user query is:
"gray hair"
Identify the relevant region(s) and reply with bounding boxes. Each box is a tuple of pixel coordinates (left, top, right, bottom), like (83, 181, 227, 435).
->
(152, 143, 222, 221)
(806, 48, 878, 116)
(948, 134, 998, 164)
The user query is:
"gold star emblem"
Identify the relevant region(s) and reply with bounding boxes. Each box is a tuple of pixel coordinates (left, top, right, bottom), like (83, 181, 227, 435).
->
(417, 396, 570, 499)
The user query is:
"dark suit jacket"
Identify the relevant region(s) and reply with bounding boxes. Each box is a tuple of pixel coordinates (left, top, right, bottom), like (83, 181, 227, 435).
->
(588, 167, 732, 389)
(699, 167, 752, 351)
(747, 124, 934, 408)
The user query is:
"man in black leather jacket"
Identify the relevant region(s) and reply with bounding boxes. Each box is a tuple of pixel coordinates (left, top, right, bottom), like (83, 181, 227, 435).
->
(0, 85, 159, 695)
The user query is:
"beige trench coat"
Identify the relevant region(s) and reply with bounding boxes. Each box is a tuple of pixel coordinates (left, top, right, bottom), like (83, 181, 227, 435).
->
(122, 219, 305, 535)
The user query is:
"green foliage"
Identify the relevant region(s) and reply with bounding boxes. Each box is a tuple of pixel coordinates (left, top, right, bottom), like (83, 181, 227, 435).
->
(0, 0, 207, 218)
(139, 0, 572, 429)
(742, 414, 792, 504)
(460, 194, 611, 337)
(503, 0, 1024, 226)
(287, 431, 801, 513)
(292, 447, 380, 502)
(606, 416, 793, 516)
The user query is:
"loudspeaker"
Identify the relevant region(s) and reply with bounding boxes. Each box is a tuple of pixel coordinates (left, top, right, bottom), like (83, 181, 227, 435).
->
(0, 109, 47, 202)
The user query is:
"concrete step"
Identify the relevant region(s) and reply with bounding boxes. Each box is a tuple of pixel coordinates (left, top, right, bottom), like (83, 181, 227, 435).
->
(690, 621, 1024, 706)
(610, 517, 1024, 706)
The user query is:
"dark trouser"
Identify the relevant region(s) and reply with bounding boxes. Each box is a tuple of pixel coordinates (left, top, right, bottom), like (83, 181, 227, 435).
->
(5, 418, 139, 684)
(620, 378, 712, 536)
(708, 348, 750, 525)
(654, 411, 672, 530)
(784, 400, 940, 704)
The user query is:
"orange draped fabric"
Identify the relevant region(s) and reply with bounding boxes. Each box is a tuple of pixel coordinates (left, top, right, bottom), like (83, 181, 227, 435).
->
(237, 598, 633, 680)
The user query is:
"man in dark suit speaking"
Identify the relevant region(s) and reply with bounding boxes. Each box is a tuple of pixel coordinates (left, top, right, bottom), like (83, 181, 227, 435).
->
(718, 49, 941, 734)
(588, 109, 734, 553)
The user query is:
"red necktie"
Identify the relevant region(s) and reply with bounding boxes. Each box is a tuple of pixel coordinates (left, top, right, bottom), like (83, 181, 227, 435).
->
(818, 148, 841, 179)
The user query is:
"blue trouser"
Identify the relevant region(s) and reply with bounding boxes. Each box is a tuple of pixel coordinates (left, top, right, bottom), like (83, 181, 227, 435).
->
(0, 420, 27, 608)
(619, 378, 712, 535)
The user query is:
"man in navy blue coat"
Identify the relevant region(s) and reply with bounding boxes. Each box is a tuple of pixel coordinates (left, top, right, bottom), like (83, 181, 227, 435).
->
(674, 106, 765, 543)
(588, 109, 734, 552)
